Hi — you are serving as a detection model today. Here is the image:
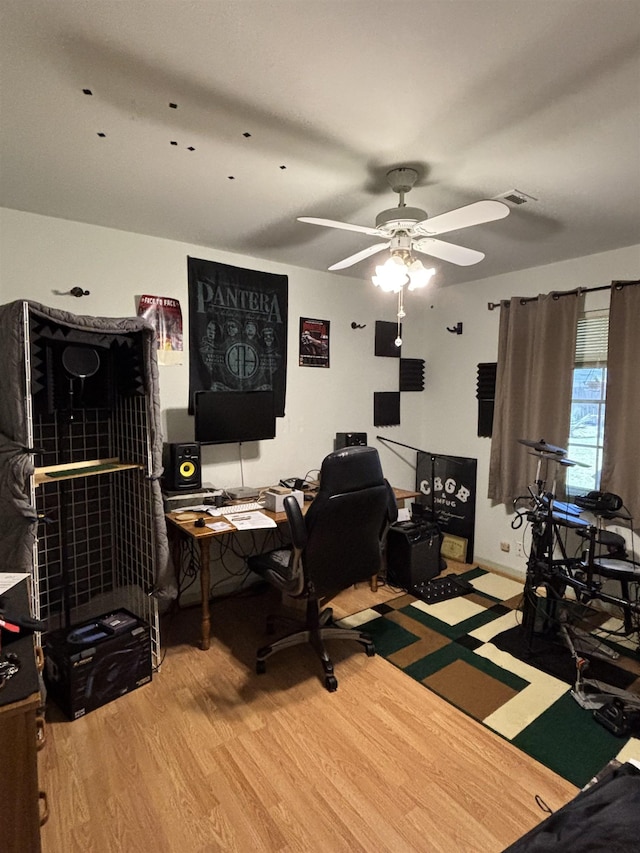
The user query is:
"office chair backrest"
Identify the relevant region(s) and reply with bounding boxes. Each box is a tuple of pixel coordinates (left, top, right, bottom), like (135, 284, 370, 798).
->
(302, 446, 397, 599)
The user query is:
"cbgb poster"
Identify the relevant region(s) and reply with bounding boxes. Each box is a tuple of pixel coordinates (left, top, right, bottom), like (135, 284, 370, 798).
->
(187, 257, 288, 415)
(416, 452, 477, 562)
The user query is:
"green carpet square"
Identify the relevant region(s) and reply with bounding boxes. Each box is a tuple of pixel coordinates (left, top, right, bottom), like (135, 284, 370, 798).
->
(512, 692, 627, 788)
(365, 614, 420, 657)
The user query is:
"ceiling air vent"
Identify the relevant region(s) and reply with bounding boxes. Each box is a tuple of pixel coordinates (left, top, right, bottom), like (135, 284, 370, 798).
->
(495, 189, 537, 205)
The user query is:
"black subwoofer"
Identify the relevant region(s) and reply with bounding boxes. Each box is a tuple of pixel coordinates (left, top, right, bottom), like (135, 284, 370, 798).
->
(386, 522, 442, 589)
(163, 442, 202, 491)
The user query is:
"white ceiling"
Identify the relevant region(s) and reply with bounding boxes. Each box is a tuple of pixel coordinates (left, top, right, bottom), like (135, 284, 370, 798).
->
(1, 0, 639, 287)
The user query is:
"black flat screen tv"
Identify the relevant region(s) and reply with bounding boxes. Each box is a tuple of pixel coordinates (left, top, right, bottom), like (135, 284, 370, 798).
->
(194, 390, 276, 444)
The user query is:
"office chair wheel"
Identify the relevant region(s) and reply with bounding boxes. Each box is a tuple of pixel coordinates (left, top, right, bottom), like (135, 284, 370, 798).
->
(324, 674, 338, 692)
(365, 642, 375, 657)
(256, 659, 267, 675)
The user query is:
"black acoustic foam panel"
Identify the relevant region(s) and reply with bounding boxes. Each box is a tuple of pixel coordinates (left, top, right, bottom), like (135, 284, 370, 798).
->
(374, 321, 402, 357)
(399, 358, 425, 391)
(476, 362, 497, 437)
(374, 391, 400, 426)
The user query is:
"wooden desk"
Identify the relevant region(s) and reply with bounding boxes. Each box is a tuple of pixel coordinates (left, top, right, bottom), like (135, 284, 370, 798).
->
(165, 487, 419, 651)
(166, 503, 287, 650)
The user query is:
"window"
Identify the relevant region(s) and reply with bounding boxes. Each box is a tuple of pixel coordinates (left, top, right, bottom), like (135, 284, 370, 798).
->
(566, 311, 608, 496)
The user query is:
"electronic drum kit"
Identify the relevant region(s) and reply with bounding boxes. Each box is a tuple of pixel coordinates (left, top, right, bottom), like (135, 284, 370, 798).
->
(517, 440, 640, 722)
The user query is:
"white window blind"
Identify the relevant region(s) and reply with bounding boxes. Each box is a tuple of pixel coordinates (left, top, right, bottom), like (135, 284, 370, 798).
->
(575, 311, 609, 365)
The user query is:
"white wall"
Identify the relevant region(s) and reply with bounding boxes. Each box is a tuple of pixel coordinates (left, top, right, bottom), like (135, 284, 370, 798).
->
(2, 206, 638, 579)
(0, 207, 409, 490)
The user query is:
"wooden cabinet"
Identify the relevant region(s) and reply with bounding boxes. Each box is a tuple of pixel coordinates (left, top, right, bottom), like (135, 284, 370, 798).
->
(0, 582, 45, 853)
(0, 689, 43, 853)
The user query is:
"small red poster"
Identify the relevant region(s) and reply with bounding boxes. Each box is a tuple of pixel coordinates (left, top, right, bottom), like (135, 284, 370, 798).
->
(138, 295, 183, 364)
(299, 317, 330, 368)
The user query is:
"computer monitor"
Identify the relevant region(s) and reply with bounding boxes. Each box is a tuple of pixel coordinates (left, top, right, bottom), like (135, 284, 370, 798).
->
(194, 390, 276, 445)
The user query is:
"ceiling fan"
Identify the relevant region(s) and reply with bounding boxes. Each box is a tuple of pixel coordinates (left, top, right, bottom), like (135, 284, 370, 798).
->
(298, 166, 510, 271)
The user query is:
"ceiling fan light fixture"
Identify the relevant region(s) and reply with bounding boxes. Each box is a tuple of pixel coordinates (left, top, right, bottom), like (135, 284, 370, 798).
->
(407, 259, 436, 290)
(372, 255, 408, 292)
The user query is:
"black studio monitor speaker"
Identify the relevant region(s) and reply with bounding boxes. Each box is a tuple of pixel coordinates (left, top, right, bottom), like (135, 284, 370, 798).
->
(335, 432, 367, 449)
(163, 443, 202, 492)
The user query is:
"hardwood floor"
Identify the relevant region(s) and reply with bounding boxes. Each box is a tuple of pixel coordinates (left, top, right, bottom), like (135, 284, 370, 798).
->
(39, 572, 578, 852)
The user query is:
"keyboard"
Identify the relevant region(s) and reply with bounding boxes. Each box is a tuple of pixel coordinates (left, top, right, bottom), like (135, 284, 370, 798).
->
(211, 501, 264, 516)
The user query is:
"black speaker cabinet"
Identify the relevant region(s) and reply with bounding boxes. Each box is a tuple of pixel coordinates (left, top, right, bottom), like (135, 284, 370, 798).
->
(163, 442, 202, 491)
(386, 522, 442, 589)
(335, 432, 367, 449)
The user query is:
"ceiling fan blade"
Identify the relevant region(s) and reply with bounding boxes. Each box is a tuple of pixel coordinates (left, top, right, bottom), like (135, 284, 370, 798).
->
(298, 216, 381, 238)
(413, 200, 509, 236)
(413, 237, 485, 266)
(328, 242, 390, 271)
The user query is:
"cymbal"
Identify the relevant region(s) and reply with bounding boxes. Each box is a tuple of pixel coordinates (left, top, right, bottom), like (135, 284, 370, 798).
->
(519, 438, 566, 455)
(527, 450, 590, 468)
(559, 457, 591, 468)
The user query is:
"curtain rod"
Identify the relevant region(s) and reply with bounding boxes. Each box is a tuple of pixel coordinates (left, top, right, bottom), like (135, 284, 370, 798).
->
(487, 279, 639, 311)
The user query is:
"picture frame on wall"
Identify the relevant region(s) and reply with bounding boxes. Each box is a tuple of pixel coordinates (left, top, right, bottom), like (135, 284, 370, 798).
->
(299, 317, 330, 367)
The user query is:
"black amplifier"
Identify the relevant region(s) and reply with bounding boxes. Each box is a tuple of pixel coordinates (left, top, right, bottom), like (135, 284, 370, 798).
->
(386, 521, 442, 590)
(335, 432, 367, 449)
(44, 609, 152, 720)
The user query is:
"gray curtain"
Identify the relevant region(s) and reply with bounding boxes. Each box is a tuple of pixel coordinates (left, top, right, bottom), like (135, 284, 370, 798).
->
(488, 292, 583, 506)
(601, 281, 640, 524)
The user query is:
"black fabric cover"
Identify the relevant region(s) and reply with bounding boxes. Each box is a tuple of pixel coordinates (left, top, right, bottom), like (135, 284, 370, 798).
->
(503, 763, 640, 852)
(0, 300, 174, 605)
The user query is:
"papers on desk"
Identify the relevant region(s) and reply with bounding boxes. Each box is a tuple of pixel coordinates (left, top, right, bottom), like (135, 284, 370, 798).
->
(205, 521, 235, 533)
(227, 511, 277, 530)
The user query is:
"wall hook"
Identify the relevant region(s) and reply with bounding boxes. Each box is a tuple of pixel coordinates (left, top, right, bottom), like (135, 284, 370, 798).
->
(351, 322, 366, 329)
(446, 322, 463, 335)
(53, 287, 90, 297)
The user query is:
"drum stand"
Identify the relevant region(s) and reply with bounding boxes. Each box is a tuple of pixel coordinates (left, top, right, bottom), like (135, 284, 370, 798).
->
(516, 438, 640, 710)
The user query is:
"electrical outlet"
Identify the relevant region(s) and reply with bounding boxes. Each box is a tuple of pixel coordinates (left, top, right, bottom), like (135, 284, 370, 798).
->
(515, 542, 525, 558)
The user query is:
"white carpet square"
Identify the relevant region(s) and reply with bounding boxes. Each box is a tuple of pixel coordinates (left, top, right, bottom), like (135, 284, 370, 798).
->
(470, 573, 523, 601)
(409, 596, 486, 625)
(475, 643, 568, 739)
(592, 618, 637, 652)
(336, 608, 380, 628)
(470, 609, 521, 643)
(617, 739, 640, 764)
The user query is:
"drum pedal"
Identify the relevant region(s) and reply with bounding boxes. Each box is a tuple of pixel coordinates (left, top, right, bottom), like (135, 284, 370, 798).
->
(594, 698, 640, 737)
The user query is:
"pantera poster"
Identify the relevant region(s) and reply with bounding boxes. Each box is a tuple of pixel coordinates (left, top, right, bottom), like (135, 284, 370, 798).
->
(187, 257, 288, 415)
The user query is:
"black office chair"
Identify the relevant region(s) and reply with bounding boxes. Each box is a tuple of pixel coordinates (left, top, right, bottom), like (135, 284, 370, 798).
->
(248, 446, 398, 691)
